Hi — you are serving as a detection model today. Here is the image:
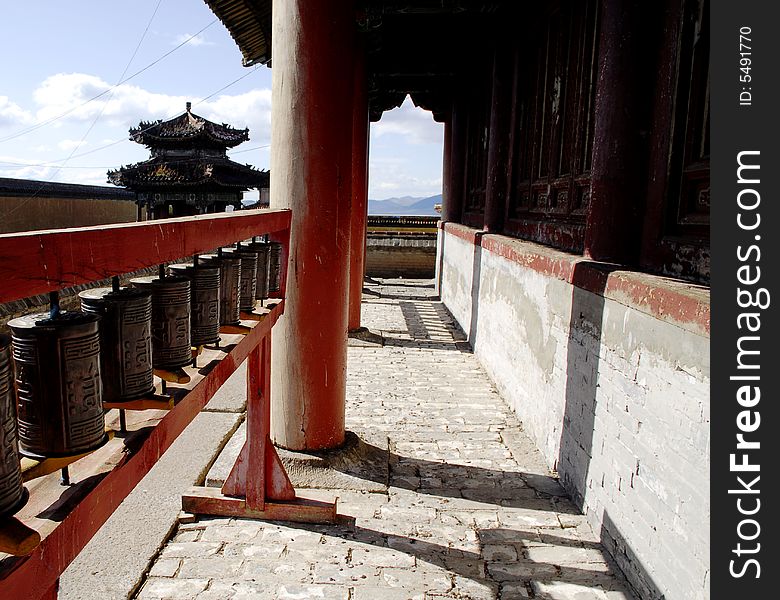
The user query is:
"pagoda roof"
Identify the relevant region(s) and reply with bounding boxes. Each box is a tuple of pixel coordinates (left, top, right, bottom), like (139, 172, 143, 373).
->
(107, 156, 268, 191)
(130, 103, 250, 149)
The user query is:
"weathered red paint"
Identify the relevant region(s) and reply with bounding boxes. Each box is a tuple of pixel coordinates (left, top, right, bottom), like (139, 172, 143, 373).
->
(269, 0, 354, 450)
(0, 209, 291, 304)
(442, 222, 484, 246)
(443, 223, 710, 336)
(348, 39, 370, 332)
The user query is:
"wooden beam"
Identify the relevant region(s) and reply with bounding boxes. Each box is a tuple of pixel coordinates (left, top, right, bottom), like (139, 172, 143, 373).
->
(182, 487, 337, 524)
(0, 209, 291, 303)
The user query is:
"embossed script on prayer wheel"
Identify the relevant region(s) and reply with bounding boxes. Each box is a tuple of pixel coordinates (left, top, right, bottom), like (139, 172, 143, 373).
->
(130, 276, 192, 369)
(246, 241, 271, 301)
(9, 312, 106, 458)
(0, 335, 27, 517)
(223, 248, 258, 311)
(169, 263, 221, 346)
(79, 287, 154, 403)
(201, 254, 241, 326)
(268, 241, 282, 293)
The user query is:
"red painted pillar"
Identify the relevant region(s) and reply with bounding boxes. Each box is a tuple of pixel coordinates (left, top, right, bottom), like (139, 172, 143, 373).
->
(483, 42, 512, 234)
(348, 38, 369, 332)
(269, 0, 354, 450)
(441, 96, 466, 224)
(584, 0, 646, 263)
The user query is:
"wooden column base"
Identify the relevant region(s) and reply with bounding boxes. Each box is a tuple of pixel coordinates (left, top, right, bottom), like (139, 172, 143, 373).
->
(182, 487, 338, 524)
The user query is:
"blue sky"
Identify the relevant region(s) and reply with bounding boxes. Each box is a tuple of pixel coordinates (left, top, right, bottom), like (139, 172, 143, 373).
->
(0, 0, 443, 201)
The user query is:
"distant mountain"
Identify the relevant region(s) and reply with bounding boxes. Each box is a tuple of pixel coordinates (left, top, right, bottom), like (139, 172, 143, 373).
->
(369, 194, 441, 216)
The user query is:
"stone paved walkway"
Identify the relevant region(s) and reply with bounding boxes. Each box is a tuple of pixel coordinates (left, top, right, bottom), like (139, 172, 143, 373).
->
(135, 278, 635, 600)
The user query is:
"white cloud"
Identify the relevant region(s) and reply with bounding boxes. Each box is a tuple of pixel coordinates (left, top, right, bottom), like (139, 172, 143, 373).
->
(31, 73, 272, 144)
(0, 154, 110, 187)
(172, 33, 215, 47)
(372, 97, 443, 145)
(368, 155, 442, 199)
(58, 139, 88, 151)
(0, 96, 33, 128)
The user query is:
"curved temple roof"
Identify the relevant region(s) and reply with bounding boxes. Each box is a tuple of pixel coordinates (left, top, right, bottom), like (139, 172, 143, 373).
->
(130, 103, 250, 149)
(108, 157, 268, 190)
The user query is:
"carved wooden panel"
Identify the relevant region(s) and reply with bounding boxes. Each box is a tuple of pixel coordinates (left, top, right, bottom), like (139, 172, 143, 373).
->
(506, 0, 598, 250)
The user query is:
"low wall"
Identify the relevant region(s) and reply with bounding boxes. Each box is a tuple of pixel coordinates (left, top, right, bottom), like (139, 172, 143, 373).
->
(0, 178, 137, 234)
(437, 222, 710, 600)
(365, 234, 436, 278)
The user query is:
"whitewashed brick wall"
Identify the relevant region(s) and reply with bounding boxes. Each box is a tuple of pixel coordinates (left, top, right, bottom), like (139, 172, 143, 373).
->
(438, 227, 710, 600)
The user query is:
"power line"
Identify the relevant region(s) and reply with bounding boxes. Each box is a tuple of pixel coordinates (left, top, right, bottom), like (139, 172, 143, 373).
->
(0, 145, 270, 170)
(0, 0, 168, 220)
(38, 0, 165, 186)
(0, 17, 217, 145)
(25, 66, 262, 166)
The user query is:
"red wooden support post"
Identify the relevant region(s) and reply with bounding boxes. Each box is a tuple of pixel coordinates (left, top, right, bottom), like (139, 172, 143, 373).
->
(186, 330, 335, 523)
(245, 344, 266, 510)
(269, 0, 355, 451)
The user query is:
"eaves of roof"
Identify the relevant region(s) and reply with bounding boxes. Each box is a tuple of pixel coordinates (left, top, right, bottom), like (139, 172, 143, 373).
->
(204, 0, 272, 66)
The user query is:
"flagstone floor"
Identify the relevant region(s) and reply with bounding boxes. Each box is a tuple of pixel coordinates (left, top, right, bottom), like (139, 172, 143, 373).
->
(135, 278, 635, 600)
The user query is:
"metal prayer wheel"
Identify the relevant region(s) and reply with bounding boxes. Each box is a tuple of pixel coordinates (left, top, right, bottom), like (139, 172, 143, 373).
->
(246, 240, 271, 301)
(201, 254, 241, 326)
(223, 248, 258, 311)
(9, 312, 106, 458)
(169, 262, 221, 346)
(0, 335, 27, 517)
(79, 287, 155, 403)
(268, 241, 282, 293)
(130, 275, 192, 369)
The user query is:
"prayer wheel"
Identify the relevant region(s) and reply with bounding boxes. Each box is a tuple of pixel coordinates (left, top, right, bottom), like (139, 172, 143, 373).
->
(79, 287, 155, 403)
(9, 312, 106, 458)
(223, 248, 258, 311)
(169, 262, 221, 346)
(268, 241, 283, 293)
(130, 275, 192, 369)
(246, 240, 271, 301)
(0, 335, 27, 517)
(201, 254, 241, 326)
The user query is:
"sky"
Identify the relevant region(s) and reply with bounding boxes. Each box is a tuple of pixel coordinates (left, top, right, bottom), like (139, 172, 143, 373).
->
(0, 0, 443, 202)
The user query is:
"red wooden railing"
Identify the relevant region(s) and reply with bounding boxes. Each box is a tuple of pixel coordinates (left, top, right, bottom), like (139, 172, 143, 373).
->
(0, 209, 335, 599)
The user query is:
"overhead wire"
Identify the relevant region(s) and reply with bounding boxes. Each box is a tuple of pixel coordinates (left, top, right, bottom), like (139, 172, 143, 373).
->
(0, 144, 270, 170)
(0, 17, 217, 145)
(36, 0, 166, 188)
(1, 0, 168, 217)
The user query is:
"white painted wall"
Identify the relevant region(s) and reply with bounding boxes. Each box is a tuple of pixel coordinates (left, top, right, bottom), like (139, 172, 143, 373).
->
(438, 227, 710, 600)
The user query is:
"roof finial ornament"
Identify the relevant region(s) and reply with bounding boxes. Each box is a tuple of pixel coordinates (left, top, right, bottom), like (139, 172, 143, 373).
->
(186, 101, 192, 112)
